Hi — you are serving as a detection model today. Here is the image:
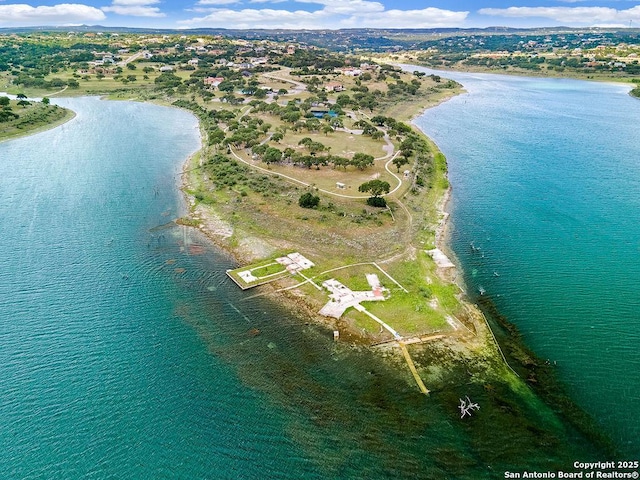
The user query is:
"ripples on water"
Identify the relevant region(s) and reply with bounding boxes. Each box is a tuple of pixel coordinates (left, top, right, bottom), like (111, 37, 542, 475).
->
(412, 67, 640, 455)
(0, 95, 619, 479)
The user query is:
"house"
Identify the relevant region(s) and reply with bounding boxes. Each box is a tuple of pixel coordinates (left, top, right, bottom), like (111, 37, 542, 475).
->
(325, 82, 344, 92)
(287, 44, 296, 55)
(336, 67, 362, 76)
(204, 76, 225, 88)
(159, 65, 174, 72)
(187, 59, 199, 66)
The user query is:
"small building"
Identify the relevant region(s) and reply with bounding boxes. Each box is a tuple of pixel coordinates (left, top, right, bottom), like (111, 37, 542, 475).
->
(336, 67, 362, 76)
(325, 82, 344, 92)
(159, 65, 174, 72)
(188, 59, 199, 66)
(336, 182, 345, 190)
(204, 76, 224, 87)
(287, 44, 296, 55)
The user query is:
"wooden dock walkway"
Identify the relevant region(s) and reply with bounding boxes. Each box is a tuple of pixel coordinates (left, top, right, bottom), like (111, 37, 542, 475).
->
(399, 342, 430, 395)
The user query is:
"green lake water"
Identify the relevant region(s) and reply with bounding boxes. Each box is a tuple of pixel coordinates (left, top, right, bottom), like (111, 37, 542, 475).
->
(0, 93, 626, 479)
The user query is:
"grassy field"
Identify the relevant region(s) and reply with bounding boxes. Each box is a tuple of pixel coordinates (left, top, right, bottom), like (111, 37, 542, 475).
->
(2, 56, 470, 341)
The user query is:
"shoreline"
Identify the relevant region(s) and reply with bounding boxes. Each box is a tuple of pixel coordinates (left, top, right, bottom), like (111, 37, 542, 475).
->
(0, 106, 76, 144)
(41, 86, 616, 456)
(171, 74, 617, 455)
(404, 69, 621, 456)
(390, 56, 638, 85)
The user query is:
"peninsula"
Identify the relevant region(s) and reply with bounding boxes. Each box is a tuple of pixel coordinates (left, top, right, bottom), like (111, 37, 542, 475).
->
(0, 94, 74, 143)
(1, 28, 619, 462)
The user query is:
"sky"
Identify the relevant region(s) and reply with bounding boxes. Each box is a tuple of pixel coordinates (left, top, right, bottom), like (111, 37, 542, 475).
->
(1, 0, 640, 30)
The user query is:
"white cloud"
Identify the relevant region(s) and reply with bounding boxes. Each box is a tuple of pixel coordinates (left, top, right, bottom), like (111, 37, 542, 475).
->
(346, 7, 469, 29)
(0, 3, 106, 26)
(180, 8, 320, 29)
(179, 4, 468, 29)
(198, 0, 241, 5)
(295, 0, 384, 15)
(102, 0, 165, 17)
(111, 0, 160, 5)
(478, 6, 640, 25)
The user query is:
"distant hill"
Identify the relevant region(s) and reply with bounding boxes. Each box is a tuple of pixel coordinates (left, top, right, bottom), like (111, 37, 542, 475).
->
(2, 25, 639, 52)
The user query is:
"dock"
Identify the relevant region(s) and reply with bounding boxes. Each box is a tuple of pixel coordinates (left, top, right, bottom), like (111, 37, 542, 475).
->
(399, 342, 430, 395)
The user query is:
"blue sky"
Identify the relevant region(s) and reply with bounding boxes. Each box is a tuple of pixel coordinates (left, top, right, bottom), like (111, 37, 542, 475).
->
(1, 0, 639, 29)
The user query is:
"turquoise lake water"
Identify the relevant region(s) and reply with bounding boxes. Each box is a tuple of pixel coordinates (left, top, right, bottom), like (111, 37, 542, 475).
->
(0, 91, 632, 479)
(411, 67, 640, 456)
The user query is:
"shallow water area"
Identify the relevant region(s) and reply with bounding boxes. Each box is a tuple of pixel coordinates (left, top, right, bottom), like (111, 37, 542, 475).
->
(410, 66, 640, 455)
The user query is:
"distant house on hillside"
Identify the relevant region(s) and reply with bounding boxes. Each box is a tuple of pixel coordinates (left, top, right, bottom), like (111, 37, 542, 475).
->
(336, 67, 361, 76)
(324, 82, 344, 92)
(159, 65, 174, 72)
(204, 76, 225, 88)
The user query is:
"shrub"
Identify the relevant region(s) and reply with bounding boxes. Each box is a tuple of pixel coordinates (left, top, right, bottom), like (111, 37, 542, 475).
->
(299, 192, 320, 208)
(366, 196, 387, 207)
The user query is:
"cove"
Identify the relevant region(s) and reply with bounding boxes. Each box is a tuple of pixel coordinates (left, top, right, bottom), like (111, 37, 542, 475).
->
(410, 66, 640, 455)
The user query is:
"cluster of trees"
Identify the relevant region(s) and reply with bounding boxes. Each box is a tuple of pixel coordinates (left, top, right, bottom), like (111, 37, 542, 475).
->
(277, 49, 346, 70)
(0, 96, 19, 122)
(13, 74, 79, 90)
(387, 78, 422, 96)
(252, 140, 376, 171)
(463, 55, 546, 71)
(352, 119, 384, 139)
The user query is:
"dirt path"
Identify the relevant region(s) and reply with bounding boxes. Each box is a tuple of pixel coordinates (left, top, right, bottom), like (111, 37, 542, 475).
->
(261, 69, 307, 94)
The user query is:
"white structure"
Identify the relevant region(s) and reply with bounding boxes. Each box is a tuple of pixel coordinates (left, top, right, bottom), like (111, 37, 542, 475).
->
(276, 252, 314, 273)
(319, 277, 387, 319)
(238, 271, 258, 283)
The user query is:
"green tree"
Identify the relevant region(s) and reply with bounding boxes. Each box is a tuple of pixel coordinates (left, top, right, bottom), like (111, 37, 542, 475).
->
(0, 96, 9, 106)
(359, 179, 390, 197)
(298, 192, 320, 208)
(41, 97, 50, 105)
(263, 147, 282, 165)
(351, 152, 374, 170)
(392, 155, 409, 172)
(358, 179, 390, 207)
